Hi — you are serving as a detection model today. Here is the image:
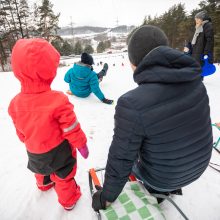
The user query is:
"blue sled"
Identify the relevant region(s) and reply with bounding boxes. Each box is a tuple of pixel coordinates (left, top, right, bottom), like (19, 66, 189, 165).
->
(201, 56, 216, 77)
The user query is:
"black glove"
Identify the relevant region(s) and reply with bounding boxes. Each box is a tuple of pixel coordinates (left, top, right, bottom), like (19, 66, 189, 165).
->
(102, 98, 114, 105)
(92, 189, 106, 211)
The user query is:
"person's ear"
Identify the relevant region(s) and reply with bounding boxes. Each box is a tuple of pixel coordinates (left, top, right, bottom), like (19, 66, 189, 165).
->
(130, 62, 137, 71)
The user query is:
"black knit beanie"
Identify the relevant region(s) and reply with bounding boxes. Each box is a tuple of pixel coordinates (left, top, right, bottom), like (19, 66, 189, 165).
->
(128, 25, 169, 66)
(81, 52, 94, 65)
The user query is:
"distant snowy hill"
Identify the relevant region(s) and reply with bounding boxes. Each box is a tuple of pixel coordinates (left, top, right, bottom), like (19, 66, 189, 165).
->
(57, 25, 135, 37)
(57, 26, 107, 36)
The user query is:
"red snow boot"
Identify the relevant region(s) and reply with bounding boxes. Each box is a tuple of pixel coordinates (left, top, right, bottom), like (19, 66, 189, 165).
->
(63, 185, 81, 211)
(37, 182, 54, 191)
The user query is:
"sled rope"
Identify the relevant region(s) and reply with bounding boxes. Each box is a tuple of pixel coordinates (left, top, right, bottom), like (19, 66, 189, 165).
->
(212, 123, 220, 150)
(209, 164, 220, 173)
(209, 162, 220, 167)
(213, 144, 220, 153)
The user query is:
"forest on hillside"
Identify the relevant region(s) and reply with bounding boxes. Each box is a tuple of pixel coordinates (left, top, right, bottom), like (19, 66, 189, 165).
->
(0, 0, 220, 71)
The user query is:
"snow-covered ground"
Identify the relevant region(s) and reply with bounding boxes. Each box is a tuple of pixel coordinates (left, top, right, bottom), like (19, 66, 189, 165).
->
(0, 54, 220, 220)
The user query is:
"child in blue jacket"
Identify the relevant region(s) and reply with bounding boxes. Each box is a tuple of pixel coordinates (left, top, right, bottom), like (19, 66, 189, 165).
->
(64, 53, 113, 104)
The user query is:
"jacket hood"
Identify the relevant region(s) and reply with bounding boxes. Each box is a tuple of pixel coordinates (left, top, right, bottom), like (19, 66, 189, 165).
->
(11, 38, 60, 93)
(73, 62, 92, 79)
(134, 46, 201, 84)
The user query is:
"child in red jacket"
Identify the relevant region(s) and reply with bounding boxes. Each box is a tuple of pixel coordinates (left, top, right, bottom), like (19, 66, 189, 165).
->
(8, 38, 88, 210)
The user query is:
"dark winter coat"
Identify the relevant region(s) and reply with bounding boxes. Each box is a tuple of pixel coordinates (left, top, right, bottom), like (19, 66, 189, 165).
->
(102, 46, 213, 202)
(192, 21, 214, 65)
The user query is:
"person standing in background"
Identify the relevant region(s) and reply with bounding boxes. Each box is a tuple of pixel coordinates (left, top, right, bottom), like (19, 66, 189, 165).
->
(185, 11, 214, 67)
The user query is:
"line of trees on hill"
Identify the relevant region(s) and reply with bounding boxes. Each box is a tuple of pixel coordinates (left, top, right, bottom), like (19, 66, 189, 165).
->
(0, 0, 60, 71)
(0, 0, 112, 71)
(1, 0, 220, 71)
(51, 39, 111, 56)
(127, 0, 220, 62)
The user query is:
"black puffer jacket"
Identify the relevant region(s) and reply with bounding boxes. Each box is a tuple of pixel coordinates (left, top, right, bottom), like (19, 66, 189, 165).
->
(192, 20, 214, 65)
(102, 46, 213, 202)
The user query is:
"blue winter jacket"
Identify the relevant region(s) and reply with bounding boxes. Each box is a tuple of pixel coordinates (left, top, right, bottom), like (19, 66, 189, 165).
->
(64, 62, 105, 100)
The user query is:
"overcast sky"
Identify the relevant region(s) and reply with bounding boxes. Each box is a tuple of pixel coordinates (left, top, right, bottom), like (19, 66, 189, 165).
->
(32, 0, 202, 27)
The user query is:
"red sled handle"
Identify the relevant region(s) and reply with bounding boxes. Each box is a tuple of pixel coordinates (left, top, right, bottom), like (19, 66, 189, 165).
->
(129, 174, 137, 181)
(89, 168, 102, 188)
(89, 168, 136, 186)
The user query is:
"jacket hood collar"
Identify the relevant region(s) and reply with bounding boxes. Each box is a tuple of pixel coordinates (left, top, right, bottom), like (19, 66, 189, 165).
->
(73, 62, 92, 78)
(133, 46, 201, 84)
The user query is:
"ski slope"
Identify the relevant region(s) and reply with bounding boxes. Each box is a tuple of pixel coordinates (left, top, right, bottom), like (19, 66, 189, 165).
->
(0, 54, 220, 220)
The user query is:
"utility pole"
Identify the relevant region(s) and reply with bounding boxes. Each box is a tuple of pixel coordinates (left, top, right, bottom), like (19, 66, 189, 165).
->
(116, 17, 119, 27)
(70, 16, 75, 37)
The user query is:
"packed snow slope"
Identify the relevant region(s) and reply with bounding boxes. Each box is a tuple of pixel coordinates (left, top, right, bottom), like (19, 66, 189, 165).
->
(0, 54, 220, 220)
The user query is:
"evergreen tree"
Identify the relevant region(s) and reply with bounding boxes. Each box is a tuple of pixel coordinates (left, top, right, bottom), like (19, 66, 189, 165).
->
(111, 36, 117, 42)
(159, 4, 187, 48)
(84, 44, 94, 54)
(51, 38, 63, 54)
(97, 41, 105, 53)
(61, 40, 74, 56)
(74, 41, 83, 55)
(13, 0, 25, 38)
(2, 0, 19, 41)
(1, 0, 31, 39)
(37, 0, 60, 41)
(104, 40, 111, 49)
(0, 0, 17, 70)
(127, 1, 219, 61)
(215, 33, 220, 62)
(18, 0, 30, 38)
(143, 15, 160, 26)
(213, 6, 220, 61)
(0, 42, 6, 71)
(29, 3, 40, 37)
(0, 34, 7, 71)
(0, 0, 61, 70)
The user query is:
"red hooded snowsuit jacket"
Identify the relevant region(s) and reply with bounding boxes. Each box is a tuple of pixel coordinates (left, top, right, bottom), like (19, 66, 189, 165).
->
(8, 39, 87, 177)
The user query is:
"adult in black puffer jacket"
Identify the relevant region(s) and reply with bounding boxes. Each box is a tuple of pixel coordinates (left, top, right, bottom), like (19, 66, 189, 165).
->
(191, 11, 214, 65)
(92, 25, 213, 211)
